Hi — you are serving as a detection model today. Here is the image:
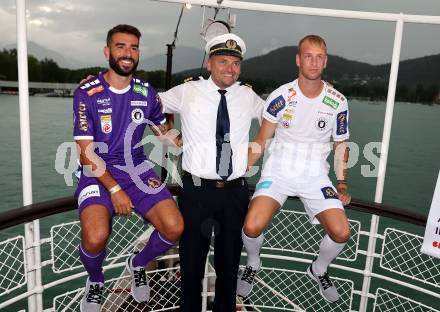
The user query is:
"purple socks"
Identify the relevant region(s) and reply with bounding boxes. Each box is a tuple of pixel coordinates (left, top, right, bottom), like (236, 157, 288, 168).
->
(132, 230, 175, 267)
(79, 230, 174, 281)
(79, 243, 106, 283)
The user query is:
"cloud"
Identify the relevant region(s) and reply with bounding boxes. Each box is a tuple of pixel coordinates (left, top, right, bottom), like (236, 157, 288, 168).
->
(1, 0, 440, 68)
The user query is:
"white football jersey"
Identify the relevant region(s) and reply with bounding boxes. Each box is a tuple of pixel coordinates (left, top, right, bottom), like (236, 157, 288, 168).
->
(261, 79, 349, 180)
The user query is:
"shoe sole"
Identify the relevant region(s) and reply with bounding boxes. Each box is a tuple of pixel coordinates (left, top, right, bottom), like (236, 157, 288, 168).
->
(306, 266, 339, 304)
(125, 258, 150, 304)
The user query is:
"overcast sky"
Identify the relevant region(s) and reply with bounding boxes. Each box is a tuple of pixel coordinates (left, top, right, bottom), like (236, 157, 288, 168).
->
(1, 0, 440, 69)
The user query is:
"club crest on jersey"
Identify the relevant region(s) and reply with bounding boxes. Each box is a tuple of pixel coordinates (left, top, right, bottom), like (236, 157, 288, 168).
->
(321, 187, 338, 199)
(131, 108, 144, 123)
(147, 176, 161, 188)
(315, 117, 328, 131)
(267, 95, 286, 117)
(100, 115, 112, 134)
(133, 84, 148, 97)
(337, 111, 348, 135)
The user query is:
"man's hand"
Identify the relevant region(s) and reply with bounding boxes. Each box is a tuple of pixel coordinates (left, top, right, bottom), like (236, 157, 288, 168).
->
(110, 189, 134, 216)
(336, 182, 351, 206)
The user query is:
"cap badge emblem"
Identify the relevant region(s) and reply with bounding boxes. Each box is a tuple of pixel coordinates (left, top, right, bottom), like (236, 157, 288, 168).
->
(225, 39, 237, 49)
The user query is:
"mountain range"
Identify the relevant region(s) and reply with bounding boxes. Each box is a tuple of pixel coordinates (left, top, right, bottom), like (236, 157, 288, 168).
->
(180, 46, 440, 88)
(2, 41, 205, 72)
(2, 41, 439, 93)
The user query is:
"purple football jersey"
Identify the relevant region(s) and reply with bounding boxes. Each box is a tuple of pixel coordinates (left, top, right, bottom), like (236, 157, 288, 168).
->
(73, 72, 166, 165)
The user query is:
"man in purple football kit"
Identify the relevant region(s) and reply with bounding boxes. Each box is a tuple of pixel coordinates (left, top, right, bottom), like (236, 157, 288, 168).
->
(73, 24, 183, 312)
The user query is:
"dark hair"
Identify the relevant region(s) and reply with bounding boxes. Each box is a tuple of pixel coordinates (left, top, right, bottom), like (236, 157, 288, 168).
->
(106, 24, 141, 46)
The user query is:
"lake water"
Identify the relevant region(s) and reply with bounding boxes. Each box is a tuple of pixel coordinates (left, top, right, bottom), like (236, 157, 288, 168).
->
(1, 94, 439, 215)
(1, 94, 440, 310)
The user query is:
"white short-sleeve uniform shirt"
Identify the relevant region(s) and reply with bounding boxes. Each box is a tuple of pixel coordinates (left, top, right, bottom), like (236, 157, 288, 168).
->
(160, 77, 264, 181)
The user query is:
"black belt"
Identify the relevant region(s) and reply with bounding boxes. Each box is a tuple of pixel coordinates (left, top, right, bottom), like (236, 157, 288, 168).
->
(183, 172, 246, 189)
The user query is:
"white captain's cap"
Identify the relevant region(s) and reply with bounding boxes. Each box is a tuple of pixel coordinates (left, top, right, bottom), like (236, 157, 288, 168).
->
(205, 33, 246, 59)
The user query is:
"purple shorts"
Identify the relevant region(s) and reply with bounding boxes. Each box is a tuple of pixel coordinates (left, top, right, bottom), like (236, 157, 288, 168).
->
(75, 166, 173, 219)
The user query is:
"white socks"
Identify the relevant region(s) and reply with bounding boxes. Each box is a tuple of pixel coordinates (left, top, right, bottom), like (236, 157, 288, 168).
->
(313, 234, 346, 275)
(242, 229, 264, 270)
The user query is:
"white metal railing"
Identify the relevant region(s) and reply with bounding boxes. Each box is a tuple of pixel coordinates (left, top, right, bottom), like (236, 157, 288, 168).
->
(11, 0, 440, 311)
(1, 207, 440, 311)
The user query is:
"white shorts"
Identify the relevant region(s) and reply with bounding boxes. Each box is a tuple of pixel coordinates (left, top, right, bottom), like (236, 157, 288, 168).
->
(252, 175, 343, 224)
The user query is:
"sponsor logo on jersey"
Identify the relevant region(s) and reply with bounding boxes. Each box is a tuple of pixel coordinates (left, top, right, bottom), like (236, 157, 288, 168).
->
(78, 102, 88, 131)
(147, 176, 161, 188)
(133, 84, 148, 97)
(337, 110, 348, 135)
(267, 95, 286, 117)
(256, 180, 273, 190)
(281, 112, 293, 128)
(98, 108, 112, 114)
(131, 108, 144, 123)
(100, 115, 112, 134)
(318, 110, 333, 116)
(321, 186, 338, 199)
(87, 85, 104, 96)
(130, 100, 148, 107)
(97, 97, 111, 105)
(315, 117, 328, 131)
(323, 96, 339, 109)
(282, 113, 293, 120)
(288, 100, 297, 107)
(78, 184, 100, 206)
(287, 88, 296, 102)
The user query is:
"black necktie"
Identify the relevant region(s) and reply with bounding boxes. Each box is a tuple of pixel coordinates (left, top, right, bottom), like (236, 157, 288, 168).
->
(216, 89, 233, 180)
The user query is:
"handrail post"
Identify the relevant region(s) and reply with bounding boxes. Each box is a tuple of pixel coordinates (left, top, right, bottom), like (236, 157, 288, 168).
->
(359, 15, 404, 312)
(16, 0, 43, 311)
(202, 255, 210, 312)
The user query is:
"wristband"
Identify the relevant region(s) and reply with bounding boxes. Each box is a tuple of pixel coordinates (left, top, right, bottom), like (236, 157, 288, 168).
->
(109, 184, 122, 194)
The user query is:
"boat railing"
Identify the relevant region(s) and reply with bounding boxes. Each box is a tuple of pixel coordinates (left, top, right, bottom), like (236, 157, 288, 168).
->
(7, 0, 440, 311)
(1, 185, 439, 312)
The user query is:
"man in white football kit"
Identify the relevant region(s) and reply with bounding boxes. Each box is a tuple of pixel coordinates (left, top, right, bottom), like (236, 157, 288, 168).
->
(237, 35, 351, 303)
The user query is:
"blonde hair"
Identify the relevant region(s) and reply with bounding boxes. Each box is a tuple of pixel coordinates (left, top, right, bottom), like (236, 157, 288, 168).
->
(298, 35, 327, 54)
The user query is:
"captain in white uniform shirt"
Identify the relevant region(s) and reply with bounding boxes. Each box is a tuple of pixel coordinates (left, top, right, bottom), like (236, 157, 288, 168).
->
(159, 33, 264, 311)
(236, 34, 352, 304)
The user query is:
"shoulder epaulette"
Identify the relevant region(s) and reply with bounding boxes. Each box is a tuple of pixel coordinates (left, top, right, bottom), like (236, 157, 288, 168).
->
(239, 82, 253, 88)
(184, 76, 200, 83)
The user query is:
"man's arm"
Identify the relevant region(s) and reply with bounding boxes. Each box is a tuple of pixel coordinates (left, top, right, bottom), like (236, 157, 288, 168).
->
(76, 139, 134, 215)
(149, 122, 182, 148)
(248, 119, 277, 170)
(334, 140, 351, 205)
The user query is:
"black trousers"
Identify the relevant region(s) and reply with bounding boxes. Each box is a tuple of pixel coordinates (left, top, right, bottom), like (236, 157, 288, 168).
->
(178, 173, 249, 312)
